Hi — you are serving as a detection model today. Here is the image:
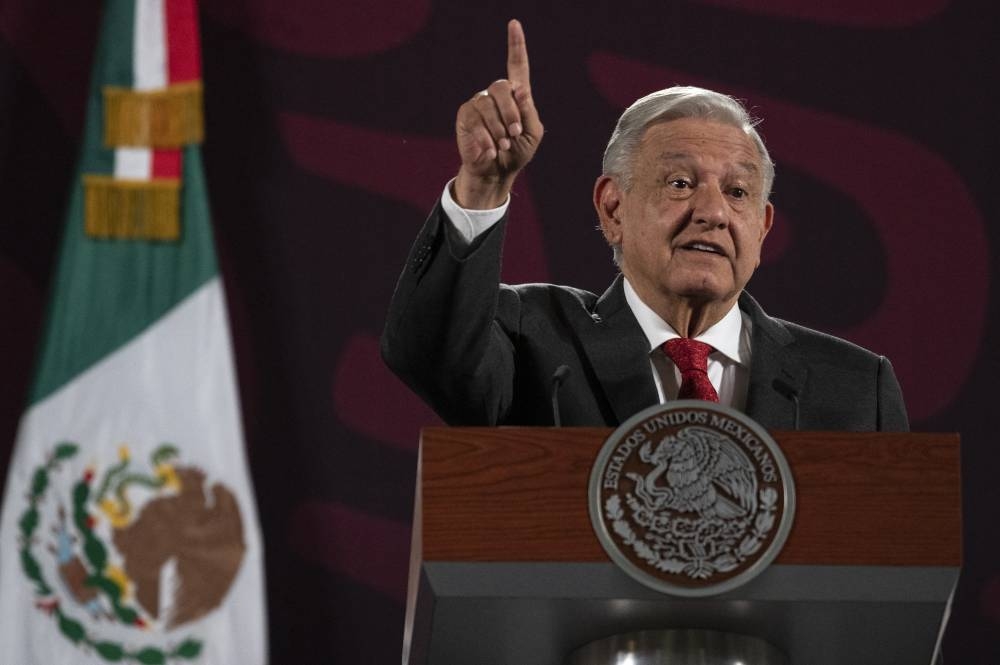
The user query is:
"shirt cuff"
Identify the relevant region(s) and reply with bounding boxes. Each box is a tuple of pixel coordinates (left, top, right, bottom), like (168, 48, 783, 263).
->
(440, 178, 510, 245)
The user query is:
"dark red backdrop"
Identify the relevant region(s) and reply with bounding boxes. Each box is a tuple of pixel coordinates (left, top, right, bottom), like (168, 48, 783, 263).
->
(2, 0, 997, 662)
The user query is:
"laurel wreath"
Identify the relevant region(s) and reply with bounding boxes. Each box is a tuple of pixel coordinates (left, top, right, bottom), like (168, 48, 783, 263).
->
(17, 442, 203, 663)
(606, 487, 779, 580)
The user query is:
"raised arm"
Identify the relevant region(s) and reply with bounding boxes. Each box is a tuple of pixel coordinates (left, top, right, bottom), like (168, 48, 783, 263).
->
(453, 19, 544, 209)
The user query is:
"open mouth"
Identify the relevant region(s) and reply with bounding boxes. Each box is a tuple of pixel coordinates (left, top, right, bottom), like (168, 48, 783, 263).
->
(680, 241, 726, 256)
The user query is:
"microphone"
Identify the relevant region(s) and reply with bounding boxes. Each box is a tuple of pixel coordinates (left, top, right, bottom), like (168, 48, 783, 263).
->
(771, 378, 800, 430)
(551, 365, 571, 427)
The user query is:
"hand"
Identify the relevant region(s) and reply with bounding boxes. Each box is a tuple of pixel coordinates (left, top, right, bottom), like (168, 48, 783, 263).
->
(453, 19, 544, 209)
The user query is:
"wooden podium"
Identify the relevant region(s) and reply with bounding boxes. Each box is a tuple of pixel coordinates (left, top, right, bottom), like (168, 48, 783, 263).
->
(403, 428, 961, 665)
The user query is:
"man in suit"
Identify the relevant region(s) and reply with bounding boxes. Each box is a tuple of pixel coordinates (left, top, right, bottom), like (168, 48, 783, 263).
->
(381, 20, 908, 432)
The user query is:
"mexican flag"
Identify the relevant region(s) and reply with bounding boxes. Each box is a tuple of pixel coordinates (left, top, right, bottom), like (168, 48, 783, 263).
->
(0, 1, 267, 663)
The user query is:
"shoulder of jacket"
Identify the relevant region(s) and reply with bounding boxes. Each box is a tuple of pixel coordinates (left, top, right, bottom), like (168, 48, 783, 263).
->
(506, 282, 600, 307)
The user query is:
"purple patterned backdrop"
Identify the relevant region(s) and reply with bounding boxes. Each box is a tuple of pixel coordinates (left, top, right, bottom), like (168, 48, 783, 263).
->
(1, 0, 998, 662)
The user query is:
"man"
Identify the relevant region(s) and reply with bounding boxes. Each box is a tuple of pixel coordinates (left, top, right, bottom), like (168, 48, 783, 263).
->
(381, 20, 908, 431)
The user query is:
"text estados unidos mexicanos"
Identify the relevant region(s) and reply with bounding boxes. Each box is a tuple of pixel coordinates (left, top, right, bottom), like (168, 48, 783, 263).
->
(602, 410, 778, 490)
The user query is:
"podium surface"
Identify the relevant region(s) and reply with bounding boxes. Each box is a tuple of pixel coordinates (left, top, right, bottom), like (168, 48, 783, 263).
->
(405, 428, 960, 665)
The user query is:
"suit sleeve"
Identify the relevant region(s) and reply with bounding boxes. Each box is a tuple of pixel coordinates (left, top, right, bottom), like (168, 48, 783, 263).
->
(876, 355, 909, 431)
(380, 201, 520, 425)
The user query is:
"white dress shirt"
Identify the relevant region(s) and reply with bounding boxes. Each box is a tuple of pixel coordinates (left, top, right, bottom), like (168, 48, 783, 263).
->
(440, 180, 510, 243)
(439, 180, 752, 409)
(623, 280, 751, 409)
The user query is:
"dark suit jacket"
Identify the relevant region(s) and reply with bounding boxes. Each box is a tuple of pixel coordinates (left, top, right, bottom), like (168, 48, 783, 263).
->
(382, 203, 908, 431)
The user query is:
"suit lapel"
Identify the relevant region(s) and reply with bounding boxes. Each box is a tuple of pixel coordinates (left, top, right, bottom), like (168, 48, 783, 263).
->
(741, 292, 807, 430)
(573, 285, 804, 428)
(576, 275, 659, 424)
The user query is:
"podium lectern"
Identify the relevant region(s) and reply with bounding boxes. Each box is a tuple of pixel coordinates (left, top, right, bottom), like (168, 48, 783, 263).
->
(404, 428, 960, 665)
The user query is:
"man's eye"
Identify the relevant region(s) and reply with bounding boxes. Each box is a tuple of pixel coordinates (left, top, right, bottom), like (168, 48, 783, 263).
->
(729, 187, 747, 199)
(668, 179, 692, 189)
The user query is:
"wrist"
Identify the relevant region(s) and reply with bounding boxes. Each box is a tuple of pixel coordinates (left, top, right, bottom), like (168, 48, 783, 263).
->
(453, 168, 515, 209)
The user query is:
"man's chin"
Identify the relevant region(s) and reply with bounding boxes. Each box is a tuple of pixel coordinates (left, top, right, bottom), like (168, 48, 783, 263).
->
(667, 278, 735, 305)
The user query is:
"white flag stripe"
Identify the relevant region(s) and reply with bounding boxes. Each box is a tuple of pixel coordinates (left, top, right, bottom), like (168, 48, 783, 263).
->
(114, 146, 152, 179)
(133, 0, 167, 90)
(113, 0, 166, 179)
(0, 279, 266, 664)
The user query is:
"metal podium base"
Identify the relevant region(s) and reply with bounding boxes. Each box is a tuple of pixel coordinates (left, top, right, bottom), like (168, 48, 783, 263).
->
(567, 629, 789, 665)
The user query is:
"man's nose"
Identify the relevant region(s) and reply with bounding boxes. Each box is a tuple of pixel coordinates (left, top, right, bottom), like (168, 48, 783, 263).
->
(691, 184, 728, 229)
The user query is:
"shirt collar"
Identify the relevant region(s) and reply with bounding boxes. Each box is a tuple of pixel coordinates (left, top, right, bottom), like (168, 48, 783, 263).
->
(622, 277, 747, 366)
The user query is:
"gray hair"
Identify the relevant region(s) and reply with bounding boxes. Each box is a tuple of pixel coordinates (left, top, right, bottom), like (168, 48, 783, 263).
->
(602, 86, 774, 201)
(602, 86, 774, 266)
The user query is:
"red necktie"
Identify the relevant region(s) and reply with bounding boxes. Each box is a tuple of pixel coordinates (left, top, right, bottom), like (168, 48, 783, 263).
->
(663, 338, 719, 402)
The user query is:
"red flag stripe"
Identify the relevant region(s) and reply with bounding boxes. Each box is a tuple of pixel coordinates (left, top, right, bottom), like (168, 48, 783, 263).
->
(152, 149, 181, 178)
(165, 0, 201, 83)
(152, 0, 200, 181)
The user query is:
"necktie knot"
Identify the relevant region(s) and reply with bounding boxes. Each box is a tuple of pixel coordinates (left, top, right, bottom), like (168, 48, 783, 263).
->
(663, 338, 713, 372)
(662, 338, 719, 402)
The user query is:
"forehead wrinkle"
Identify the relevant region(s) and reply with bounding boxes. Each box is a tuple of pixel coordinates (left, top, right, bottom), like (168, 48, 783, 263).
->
(653, 152, 761, 180)
(655, 151, 693, 164)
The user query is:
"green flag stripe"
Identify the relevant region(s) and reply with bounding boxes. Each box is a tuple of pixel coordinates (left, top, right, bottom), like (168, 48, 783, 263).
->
(30, 146, 218, 404)
(83, 0, 135, 178)
(30, 0, 218, 404)
(96, 0, 135, 90)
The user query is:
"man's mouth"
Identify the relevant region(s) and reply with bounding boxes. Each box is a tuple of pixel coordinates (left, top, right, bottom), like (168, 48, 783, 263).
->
(680, 241, 726, 256)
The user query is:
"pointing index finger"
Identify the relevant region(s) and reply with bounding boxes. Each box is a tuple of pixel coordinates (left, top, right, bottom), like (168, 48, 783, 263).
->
(506, 19, 530, 88)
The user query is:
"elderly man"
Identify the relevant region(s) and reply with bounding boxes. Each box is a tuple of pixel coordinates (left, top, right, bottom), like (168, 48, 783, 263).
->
(381, 20, 908, 431)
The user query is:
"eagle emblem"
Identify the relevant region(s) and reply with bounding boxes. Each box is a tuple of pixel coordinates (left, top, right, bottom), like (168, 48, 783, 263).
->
(16, 442, 246, 662)
(630, 426, 757, 520)
(590, 402, 795, 597)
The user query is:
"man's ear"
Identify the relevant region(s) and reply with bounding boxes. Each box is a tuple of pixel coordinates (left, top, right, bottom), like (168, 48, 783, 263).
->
(754, 202, 775, 269)
(762, 201, 774, 239)
(594, 175, 623, 245)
